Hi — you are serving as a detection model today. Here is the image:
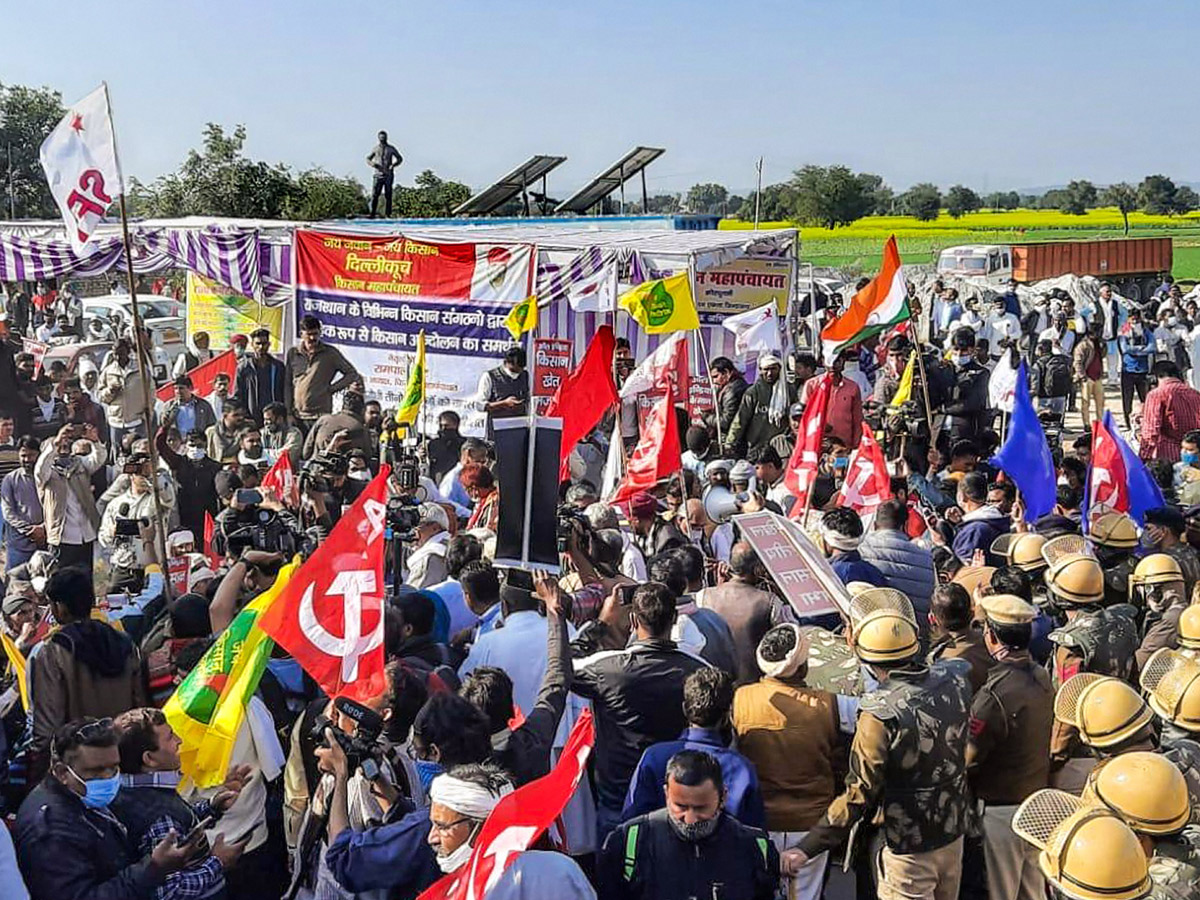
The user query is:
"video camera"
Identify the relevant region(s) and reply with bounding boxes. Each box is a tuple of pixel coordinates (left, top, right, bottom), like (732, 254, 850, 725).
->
(556, 503, 592, 554)
(224, 505, 300, 557)
(310, 696, 387, 779)
(386, 495, 423, 543)
(298, 452, 348, 495)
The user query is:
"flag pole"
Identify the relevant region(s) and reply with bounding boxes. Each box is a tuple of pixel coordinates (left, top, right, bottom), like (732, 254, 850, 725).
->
(912, 343, 937, 442)
(106, 83, 173, 596)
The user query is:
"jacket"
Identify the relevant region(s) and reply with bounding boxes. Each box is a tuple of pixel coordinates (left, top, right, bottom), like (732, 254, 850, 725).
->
(324, 805, 440, 899)
(159, 396, 217, 439)
(234, 355, 286, 422)
(966, 651, 1054, 805)
(728, 378, 797, 457)
(801, 659, 973, 857)
(284, 341, 359, 420)
(943, 360, 989, 439)
(155, 428, 221, 541)
(829, 550, 886, 589)
(952, 505, 1010, 566)
(716, 374, 748, 440)
(928, 627, 994, 695)
(858, 528, 936, 618)
(696, 580, 785, 685)
(29, 619, 146, 782)
(301, 411, 374, 461)
(98, 358, 150, 429)
(1119, 326, 1153, 374)
(1073, 335, 1105, 382)
(16, 776, 168, 900)
(570, 632, 711, 814)
(732, 676, 841, 831)
(34, 439, 107, 546)
(599, 809, 777, 900)
(621, 726, 766, 828)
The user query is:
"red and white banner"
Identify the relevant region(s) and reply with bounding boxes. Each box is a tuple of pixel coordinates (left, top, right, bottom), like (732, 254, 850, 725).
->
(532, 338, 572, 416)
(618, 331, 689, 401)
(294, 230, 534, 435)
(260, 451, 299, 509)
(419, 709, 595, 900)
(834, 422, 893, 515)
(258, 467, 391, 702)
(39, 84, 121, 254)
(785, 374, 832, 518)
(1086, 416, 1129, 526)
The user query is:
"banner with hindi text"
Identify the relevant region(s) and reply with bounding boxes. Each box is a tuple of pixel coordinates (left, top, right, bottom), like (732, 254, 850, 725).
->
(186, 272, 283, 351)
(693, 256, 793, 323)
(293, 230, 535, 435)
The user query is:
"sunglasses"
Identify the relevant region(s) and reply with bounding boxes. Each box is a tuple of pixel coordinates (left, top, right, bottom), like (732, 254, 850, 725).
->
(52, 717, 113, 758)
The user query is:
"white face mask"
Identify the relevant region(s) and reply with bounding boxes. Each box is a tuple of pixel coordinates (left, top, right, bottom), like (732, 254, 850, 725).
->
(186, 447, 206, 460)
(348, 470, 370, 482)
(436, 834, 477, 873)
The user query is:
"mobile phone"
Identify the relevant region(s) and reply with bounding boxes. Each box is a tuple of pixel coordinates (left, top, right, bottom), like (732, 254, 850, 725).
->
(235, 488, 263, 506)
(177, 814, 215, 847)
(615, 583, 637, 606)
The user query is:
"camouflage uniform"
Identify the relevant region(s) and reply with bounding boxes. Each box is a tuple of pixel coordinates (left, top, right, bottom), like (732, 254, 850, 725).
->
(801, 626, 861, 696)
(1161, 738, 1200, 826)
(799, 659, 973, 898)
(1048, 605, 1140, 774)
(1137, 589, 1188, 671)
(1149, 853, 1200, 899)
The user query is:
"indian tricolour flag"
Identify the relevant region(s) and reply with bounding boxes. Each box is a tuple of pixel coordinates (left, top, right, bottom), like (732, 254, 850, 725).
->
(820, 235, 910, 364)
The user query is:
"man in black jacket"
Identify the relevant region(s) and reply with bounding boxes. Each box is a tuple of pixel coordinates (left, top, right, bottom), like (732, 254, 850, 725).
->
(234, 327, 286, 424)
(942, 327, 989, 448)
(570, 581, 712, 840)
(15, 717, 202, 900)
(599, 749, 778, 900)
(156, 425, 222, 543)
(710, 356, 748, 447)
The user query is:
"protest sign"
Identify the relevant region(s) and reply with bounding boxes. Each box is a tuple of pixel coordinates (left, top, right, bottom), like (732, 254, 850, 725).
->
(693, 257, 794, 323)
(294, 230, 534, 435)
(735, 510, 850, 619)
(532, 337, 572, 415)
(186, 272, 283, 350)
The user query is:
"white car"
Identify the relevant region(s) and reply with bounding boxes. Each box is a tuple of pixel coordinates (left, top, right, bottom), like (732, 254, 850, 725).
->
(80, 294, 186, 373)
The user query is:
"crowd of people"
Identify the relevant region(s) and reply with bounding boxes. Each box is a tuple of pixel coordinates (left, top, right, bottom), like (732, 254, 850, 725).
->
(0, 270, 1198, 900)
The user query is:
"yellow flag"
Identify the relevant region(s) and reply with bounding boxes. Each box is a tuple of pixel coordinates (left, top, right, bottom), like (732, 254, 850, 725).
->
(166, 559, 298, 788)
(504, 295, 538, 341)
(890, 350, 917, 408)
(619, 271, 700, 334)
(394, 330, 425, 429)
(1, 631, 28, 711)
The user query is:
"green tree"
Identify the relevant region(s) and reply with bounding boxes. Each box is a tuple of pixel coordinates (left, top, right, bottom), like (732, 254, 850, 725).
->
(393, 169, 471, 217)
(1139, 174, 1179, 215)
(0, 82, 66, 218)
(1173, 185, 1199, 214)
(641, 193, 681, 214)
(685, 182, 728, 214)
(1101, 182, 1139, 235)
(945, 185, 981, 219)
(900, 183, 942, 221)
(283, 168, 367, 220)
(737, 183, 796, 221)
(1058, 180, 1098, 215)
(790, 165, 880, 228)
(985, 190, 1020, 210)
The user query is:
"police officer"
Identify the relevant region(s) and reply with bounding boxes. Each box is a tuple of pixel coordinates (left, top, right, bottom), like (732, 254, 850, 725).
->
(1012, 789, 1155, 900)
(1141, 648, 1200, 750)
(999, 532, 1048, 578)
(966, 594, 1054, 900)
(1180, 606, 1200, 661)
(1053, 673, 1157, 792)
(781, 595, 973, 900)
(1130, 554, 1189, 669)
(927, 582, 995, 695)
(1088, 512, 1141, 607)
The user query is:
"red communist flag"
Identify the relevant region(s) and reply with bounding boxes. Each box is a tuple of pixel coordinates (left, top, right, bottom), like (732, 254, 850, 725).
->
(156, 349, 237, 402)
(785, 373, 832, 518)
(834, 422, 893, 515)
(419, 709, 595, 900)
(1085, 415, 1129, 527)
(544, 325, 618, 479)
(260, 450, 299, 509)
(258, 466, 391, 702)
(609, 386, 681, 506)
(203, 511, 219, 569)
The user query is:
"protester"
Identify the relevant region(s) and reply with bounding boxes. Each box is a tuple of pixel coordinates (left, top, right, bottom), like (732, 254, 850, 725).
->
(235, 327, 286, 423)
(284, 315, 361, 430)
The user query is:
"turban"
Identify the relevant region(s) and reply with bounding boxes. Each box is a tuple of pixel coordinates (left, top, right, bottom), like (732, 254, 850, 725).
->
(430, 773, 513, 821)
(821, 520, 862, 552)
(756, 624, 811, 678)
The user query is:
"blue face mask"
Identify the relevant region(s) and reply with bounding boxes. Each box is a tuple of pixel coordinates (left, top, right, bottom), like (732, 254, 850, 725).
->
(414, 759, 443, 793)
(1184, 451, 1199, 466)
(67, 765, 121, 809)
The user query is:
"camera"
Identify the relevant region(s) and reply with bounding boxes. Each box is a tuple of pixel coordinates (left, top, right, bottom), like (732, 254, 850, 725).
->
(113, 515, 150, 537)
(394, 451, 420, 492)
(556, 503, 591, 554)
(386, 495, 423, 542)
(310, 696, 386, 774)
(299, 452, 347, 495)
(225, 506, 300, 557)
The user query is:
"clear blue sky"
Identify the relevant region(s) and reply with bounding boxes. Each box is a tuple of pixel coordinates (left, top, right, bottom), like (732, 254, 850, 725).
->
(4, 0, 1196, 197)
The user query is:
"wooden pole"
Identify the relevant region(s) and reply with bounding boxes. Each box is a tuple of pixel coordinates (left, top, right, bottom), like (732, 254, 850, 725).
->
(913, 345, 937, 441)
(106, 83, 172, 594)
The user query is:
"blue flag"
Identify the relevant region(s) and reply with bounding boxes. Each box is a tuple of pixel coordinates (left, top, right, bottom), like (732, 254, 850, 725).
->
(1102, 409, 1165, 525)
(989, 360, 1056, 523)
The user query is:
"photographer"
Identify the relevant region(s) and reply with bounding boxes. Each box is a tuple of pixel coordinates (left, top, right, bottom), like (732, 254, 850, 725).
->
(211, 472, 303, 568)
(99, 452, 168, 569)
(403, 503, 450, 590)
(35, 423, 107, 570)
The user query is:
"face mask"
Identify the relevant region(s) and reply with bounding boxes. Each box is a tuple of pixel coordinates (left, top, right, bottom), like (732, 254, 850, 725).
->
(667, 810, 721, 842)
(1185, 451, 1200, 466)
(690, 527, 704, 545)
(348, 470, 370, 482)
(955, 353, 973, 366)
(54, 454, 73, 468)
(414, 758, 443, 793)
(1168, 317, 1179, 327)
(436, 831, 478, 873)
(1057, 476, 1070, 487)
(186, 447, 206, 460)
(844, 361, 858, 373)
(1141, 530, 1162, 551)
(66, 765, 121, 809)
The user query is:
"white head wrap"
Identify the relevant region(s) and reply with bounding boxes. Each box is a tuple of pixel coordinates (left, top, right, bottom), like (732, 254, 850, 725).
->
(756, 624, 811, 679)
(821, 520, 862, 552)
(430, 773, 513, 821)
(760, 354, 788, 425)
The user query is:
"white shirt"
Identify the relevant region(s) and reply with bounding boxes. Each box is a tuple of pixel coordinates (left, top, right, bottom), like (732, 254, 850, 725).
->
(619, 530, 647, 581)
(983, 312, 1022, 348)
(1039, 326, 1076, 355)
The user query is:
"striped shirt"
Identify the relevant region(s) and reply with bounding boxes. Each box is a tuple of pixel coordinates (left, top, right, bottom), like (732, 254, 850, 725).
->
(1140, 378, 1200, 463)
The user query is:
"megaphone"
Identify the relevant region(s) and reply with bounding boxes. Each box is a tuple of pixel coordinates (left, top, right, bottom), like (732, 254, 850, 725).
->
(703, 485, 748, 525)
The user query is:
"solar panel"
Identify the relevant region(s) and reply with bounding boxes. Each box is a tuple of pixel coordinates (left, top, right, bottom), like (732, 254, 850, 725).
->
(453, 154, 567, 216)
(555, 146, 666, 214)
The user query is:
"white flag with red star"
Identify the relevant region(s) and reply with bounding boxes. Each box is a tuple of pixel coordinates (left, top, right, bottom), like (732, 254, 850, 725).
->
(39, 84, 121, 254)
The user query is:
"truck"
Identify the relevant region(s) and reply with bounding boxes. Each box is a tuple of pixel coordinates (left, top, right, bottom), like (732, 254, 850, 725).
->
(935, 237, 1172, 301)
